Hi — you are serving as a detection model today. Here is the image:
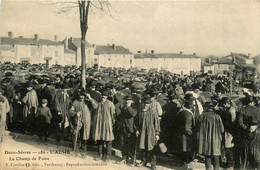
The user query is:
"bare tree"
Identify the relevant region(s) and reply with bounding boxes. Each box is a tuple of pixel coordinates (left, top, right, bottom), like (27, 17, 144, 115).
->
(40, 0, 113, 89)
(79, 0, 90, 90)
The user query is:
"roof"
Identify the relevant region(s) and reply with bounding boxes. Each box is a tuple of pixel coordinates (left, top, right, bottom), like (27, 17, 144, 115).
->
(134, 53, 200, 59)
(0, 37, 63, 46)
(95, 45, 133, 55)
(215, 53, 249, 66)
(0, 45, 15, 51)
(201, 61, 213, 67)
(253, 55, 260, 65)
(64, 48, 76, 54)
(70, 38, 92, 48)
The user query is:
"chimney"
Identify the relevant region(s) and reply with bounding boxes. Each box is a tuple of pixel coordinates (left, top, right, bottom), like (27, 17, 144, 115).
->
(248, 53, 250, 58)
(34, 34, 39, 41)
(193, 53, 196, 55)
(180, 51, 183, 55)
(112, 44, 115, 49)
(92, 44, 96, 48)
(151, 50, 154, 54)
(230, 52, 233, 55)
(137, 51, 142, 54)
(65, 36, 68, 49)
(8, 32, 13, 39)
(54, 35, 58, 42)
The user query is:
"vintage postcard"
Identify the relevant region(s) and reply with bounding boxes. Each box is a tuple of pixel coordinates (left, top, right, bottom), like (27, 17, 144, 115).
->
(0, 0, 259, 170)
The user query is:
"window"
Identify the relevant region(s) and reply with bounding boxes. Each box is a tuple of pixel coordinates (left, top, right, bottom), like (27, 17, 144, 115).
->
(55, 51, 58, 57)
(108, 58, 110, 61)
(130, 59, 132, 64)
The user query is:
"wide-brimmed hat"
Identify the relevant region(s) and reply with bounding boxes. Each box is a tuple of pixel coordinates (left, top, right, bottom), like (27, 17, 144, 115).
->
(184, 100, 194, 109)
(167, 92, 176, 99)
(205, 101, 214, 109)
(221, 97, 231, 104)
(5, 72, 13, 77)
(26, 83, 34, 88)
(125, 95, 133, 101)
(184, 93, 195, 101)
(101, 90, 110, 97)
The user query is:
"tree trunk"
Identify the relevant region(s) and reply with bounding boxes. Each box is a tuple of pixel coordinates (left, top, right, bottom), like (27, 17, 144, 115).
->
(79, 0, 90, 90)
(81, 31, 87, 89)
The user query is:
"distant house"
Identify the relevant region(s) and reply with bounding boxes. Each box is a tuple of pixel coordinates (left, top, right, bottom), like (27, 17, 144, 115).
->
(64, 48, 76, 65)
(253, 55, 260, 73)
(134, 51, 201, 75)
(94, 44, 134, 69)
(63, 37, 95, 67)
(213, 52, 253, 75)
(202, 61, 214, 74)
(0, 32, 64, 66)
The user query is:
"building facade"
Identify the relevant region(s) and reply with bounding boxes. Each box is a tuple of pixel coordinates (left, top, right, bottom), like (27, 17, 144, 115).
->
(0, 32, 65, 66)
(64, 48, 76, 65)
(134, 51, 201, 75)
(94, 44, 134, 69)
(63, 37, 95, 67)
(212, 52, 253, 75)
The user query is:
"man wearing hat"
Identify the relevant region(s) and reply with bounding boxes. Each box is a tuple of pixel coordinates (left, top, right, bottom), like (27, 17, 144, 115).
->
(246, 120, 260, 170)
(69, 91, 91, 157)
(221, 97, 236, 169)
(234, 96, 260, 169)
(149, 89, 163, 118)
(1, 78, 15, 130)
(21, 83, 38, 134)
(137, 95, 160, 170)
(174, 100, 196, 170)
(116, 95, 137, 165)
(86, 90, 115, 162)
(0, 88, 10, 132)
(198, 101, 224, 170)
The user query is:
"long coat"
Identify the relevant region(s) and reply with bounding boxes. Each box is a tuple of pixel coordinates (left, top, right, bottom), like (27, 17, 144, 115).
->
(0, 95, 10, 131)
(198, 111, 224, 156)
(22, 89, 38, 118)
(175, 109, 195, 153)
(69, 100, 91, 140)
(116, 104, 137, 134)
(90, 99, 115, 141)
(138, 104, 160, 151)
(55, 90, 71, 127)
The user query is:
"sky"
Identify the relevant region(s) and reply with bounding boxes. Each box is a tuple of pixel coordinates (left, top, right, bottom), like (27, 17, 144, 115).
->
(0, 0, 260, 57)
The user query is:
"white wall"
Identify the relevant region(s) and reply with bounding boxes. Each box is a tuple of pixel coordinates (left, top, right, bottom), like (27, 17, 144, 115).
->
(135, 57, 201, 75)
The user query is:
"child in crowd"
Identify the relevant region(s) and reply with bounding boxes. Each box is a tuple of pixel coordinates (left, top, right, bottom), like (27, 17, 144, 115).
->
(36, 99, 52, 145)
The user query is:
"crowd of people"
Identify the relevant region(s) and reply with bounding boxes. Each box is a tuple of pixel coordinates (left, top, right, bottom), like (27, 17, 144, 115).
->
(0, 62, 259, 170)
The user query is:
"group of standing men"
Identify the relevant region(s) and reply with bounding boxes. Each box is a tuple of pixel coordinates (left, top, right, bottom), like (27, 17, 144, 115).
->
(0, 68, 259, 170)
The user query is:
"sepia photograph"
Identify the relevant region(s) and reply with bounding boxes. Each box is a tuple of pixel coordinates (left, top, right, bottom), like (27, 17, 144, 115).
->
(0, 0, 260, 169)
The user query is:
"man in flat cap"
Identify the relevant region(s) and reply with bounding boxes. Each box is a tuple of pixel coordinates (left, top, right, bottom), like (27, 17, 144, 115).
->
(36, 99, 52, 145)
(86, 90, 115, 162)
